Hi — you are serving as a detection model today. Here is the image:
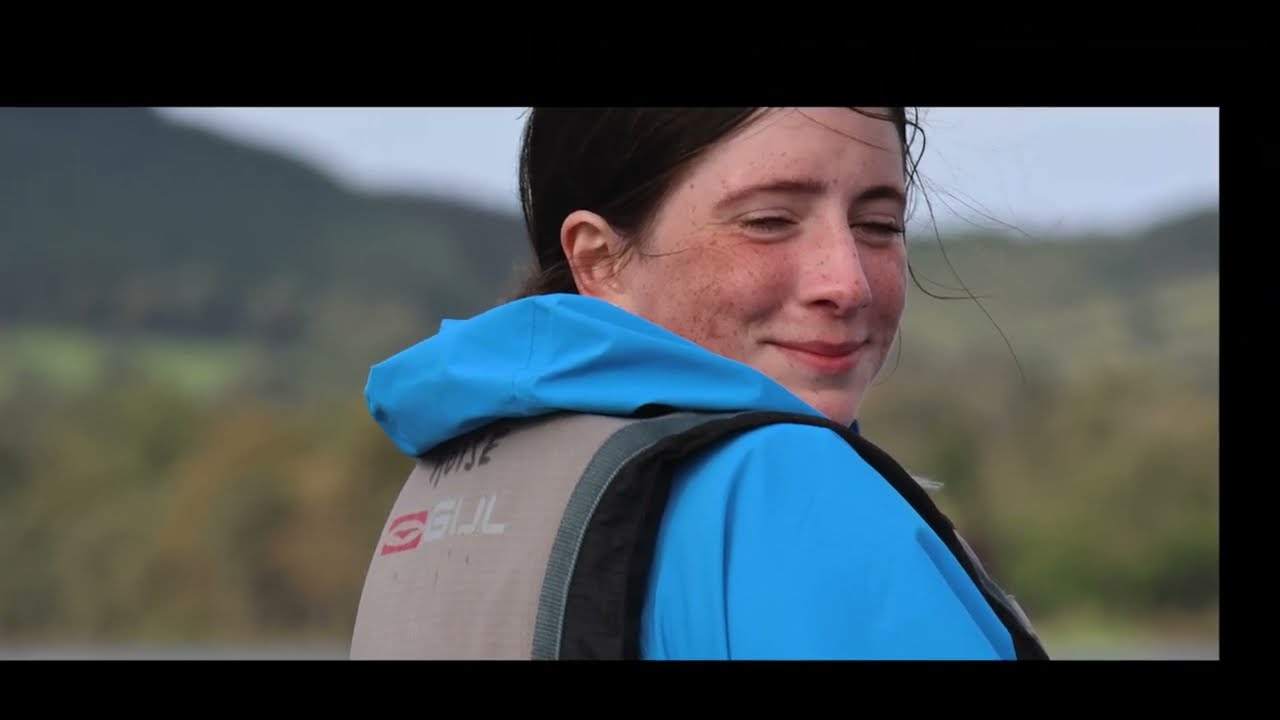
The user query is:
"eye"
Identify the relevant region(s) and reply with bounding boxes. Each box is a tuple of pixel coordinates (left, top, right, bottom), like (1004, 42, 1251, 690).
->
(852, 221, 905, 243)
(740, 215, 797, 234)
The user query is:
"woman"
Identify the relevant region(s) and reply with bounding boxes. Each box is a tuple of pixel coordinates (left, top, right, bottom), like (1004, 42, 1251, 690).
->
(349, 107, 1048, 660)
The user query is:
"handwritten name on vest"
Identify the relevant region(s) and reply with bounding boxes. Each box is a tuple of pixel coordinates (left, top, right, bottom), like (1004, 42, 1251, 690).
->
(426, 425, 512, 487)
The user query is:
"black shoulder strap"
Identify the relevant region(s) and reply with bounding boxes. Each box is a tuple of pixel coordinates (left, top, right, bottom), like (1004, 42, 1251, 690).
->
(549, 410, 1049, 660)
(748, 411, 1050, 660)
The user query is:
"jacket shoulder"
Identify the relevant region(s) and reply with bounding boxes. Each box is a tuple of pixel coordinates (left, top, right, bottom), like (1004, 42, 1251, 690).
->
(643, 420, 1015, 659)
(671, 419, 914, 520)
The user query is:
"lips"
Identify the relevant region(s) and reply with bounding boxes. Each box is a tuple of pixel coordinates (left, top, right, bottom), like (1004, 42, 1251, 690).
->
(769, 340, 865, 374)
(776, 340, 864, 356)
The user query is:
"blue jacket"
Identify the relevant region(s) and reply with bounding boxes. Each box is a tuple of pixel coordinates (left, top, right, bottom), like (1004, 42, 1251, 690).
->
(365, 293, 1018, 660)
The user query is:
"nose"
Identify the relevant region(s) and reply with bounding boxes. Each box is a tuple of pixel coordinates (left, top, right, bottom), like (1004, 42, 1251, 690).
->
(797, 220, 873, 315)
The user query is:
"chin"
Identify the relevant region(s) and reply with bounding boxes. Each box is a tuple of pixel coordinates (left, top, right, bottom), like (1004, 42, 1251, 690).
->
(805, 396, 859, 429)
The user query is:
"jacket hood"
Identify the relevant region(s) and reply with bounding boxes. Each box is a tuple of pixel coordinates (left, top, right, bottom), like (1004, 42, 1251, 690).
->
(365, 293, 835, 456)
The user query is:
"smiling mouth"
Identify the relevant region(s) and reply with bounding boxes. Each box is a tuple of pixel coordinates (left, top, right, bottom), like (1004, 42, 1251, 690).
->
(769, 341, 864, 375)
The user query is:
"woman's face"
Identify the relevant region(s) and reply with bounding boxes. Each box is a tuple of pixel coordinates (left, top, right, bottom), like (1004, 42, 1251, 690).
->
(608, 108, 909, 427)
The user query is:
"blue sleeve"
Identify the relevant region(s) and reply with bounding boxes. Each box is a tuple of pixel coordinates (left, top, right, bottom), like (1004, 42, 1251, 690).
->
(640, 423, 1016, 660)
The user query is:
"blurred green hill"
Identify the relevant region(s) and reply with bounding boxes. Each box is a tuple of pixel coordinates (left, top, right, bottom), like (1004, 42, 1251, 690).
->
(0, 108, 1218, 655)
(0, 107, 527, 358)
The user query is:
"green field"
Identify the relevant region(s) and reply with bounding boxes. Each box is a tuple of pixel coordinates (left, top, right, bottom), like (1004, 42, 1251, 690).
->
(0, 327, 258, 400)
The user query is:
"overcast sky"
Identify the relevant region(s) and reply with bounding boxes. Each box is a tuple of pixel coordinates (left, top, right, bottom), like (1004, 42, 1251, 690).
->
(156, 107, 1219, 238)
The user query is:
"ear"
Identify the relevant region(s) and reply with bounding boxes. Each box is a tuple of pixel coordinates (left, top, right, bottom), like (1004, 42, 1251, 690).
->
(560, 209, 628, 300)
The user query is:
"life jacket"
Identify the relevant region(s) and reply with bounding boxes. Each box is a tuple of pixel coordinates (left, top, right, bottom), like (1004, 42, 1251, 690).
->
(349, 408, 1050, 660)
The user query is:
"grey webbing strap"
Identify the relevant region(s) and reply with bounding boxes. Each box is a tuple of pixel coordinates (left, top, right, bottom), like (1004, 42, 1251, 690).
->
(530, 411, 735, 659)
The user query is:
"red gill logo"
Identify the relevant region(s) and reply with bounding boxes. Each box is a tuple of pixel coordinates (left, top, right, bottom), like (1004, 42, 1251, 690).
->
(380, 510, 428, 555)
(377, 495, 507, 557)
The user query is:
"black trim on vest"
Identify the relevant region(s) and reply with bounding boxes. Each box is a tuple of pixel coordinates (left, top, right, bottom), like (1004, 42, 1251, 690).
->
(555, 410, 1049, 660)
(531, 412, 720, 660)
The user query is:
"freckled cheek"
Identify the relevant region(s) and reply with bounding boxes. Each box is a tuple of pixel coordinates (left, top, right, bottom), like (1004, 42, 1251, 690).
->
(725, 247, 792, 317)
(866, 256, 908, 320)
(686, 270, 742, 347)
(682, 248, 783, 355)
(637, 253, 723, 345)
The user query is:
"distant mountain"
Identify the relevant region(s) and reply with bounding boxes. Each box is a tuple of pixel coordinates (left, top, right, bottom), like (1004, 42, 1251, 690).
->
(904, 194, 1215, 310)
(0, 108, 531, 341)
(895, 202, 1218, 387)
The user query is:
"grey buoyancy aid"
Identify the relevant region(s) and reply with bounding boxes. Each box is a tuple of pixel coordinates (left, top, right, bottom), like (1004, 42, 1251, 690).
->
(349, 408, 1049, 660)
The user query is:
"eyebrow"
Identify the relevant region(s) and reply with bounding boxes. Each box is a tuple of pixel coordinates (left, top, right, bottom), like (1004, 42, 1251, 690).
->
(714, 177, 906, 211)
